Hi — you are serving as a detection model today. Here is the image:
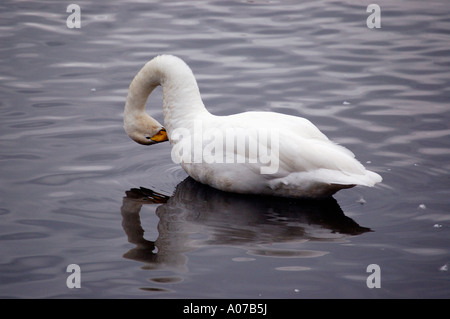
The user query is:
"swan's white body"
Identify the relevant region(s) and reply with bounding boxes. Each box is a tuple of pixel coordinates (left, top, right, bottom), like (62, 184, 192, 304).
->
(124, 55, 382, 198)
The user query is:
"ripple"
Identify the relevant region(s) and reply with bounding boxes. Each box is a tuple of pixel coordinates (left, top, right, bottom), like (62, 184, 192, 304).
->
(59, 165, 114, 172)
(0, 255, 64, 284)
(139, 287, 173, 293)
(247, 248, 328, 258)
(29, 172, 103, 186)
(232, 257, 256, 262)
(275, 266, 311, 271)
(150, 276, 183, 284)
(0, 231, 48, 241)
(404, 248, 448, 256)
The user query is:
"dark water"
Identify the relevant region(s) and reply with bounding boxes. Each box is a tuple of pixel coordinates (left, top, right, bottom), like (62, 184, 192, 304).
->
(0, 0, 449, 298)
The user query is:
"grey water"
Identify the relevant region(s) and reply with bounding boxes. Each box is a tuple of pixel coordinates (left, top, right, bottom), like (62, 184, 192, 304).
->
(0, 0, 449, 298)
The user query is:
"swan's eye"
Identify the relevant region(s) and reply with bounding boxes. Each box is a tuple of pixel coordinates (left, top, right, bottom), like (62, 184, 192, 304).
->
(145, 136, 151, 140)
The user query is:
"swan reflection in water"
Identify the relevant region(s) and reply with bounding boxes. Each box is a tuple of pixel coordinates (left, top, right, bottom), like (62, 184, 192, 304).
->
(120, 178, 370, 272)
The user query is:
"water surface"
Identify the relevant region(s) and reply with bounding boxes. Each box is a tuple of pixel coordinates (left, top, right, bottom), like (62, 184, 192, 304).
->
(0, 0, 449, 298)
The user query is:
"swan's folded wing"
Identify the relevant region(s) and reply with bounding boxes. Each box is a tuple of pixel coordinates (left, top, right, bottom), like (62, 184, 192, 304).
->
(273, 131, 381, 186)
(245, 113, 382, 186)
(210, 111, 381, 187)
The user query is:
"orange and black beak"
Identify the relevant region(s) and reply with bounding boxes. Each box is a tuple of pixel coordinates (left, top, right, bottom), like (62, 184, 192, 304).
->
(150, 128, 168, 144)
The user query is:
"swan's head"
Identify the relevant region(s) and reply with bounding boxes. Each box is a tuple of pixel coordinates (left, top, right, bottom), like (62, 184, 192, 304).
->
(124, 113, 168, 145)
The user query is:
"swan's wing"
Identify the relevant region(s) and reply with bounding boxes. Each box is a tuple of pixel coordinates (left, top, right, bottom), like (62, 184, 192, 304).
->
(223, 112, 381, 186)
(275, 133, 381, 185)
(235, 111, 330, 141)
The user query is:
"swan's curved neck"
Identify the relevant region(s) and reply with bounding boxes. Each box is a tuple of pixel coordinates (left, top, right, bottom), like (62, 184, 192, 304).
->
(125, 55, 208, 132)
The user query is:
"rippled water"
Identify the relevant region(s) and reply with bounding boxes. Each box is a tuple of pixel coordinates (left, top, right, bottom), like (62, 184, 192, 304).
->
(0, 0, 449, 298)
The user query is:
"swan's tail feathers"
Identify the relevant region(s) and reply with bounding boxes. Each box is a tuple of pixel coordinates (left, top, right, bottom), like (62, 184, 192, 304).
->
(363, 170, 383, 187)
(333, 169, 382, 188)
(308, 168, 383, 188)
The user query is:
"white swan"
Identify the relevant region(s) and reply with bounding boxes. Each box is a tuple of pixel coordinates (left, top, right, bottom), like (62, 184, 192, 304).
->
(124, 55, 382, 198)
